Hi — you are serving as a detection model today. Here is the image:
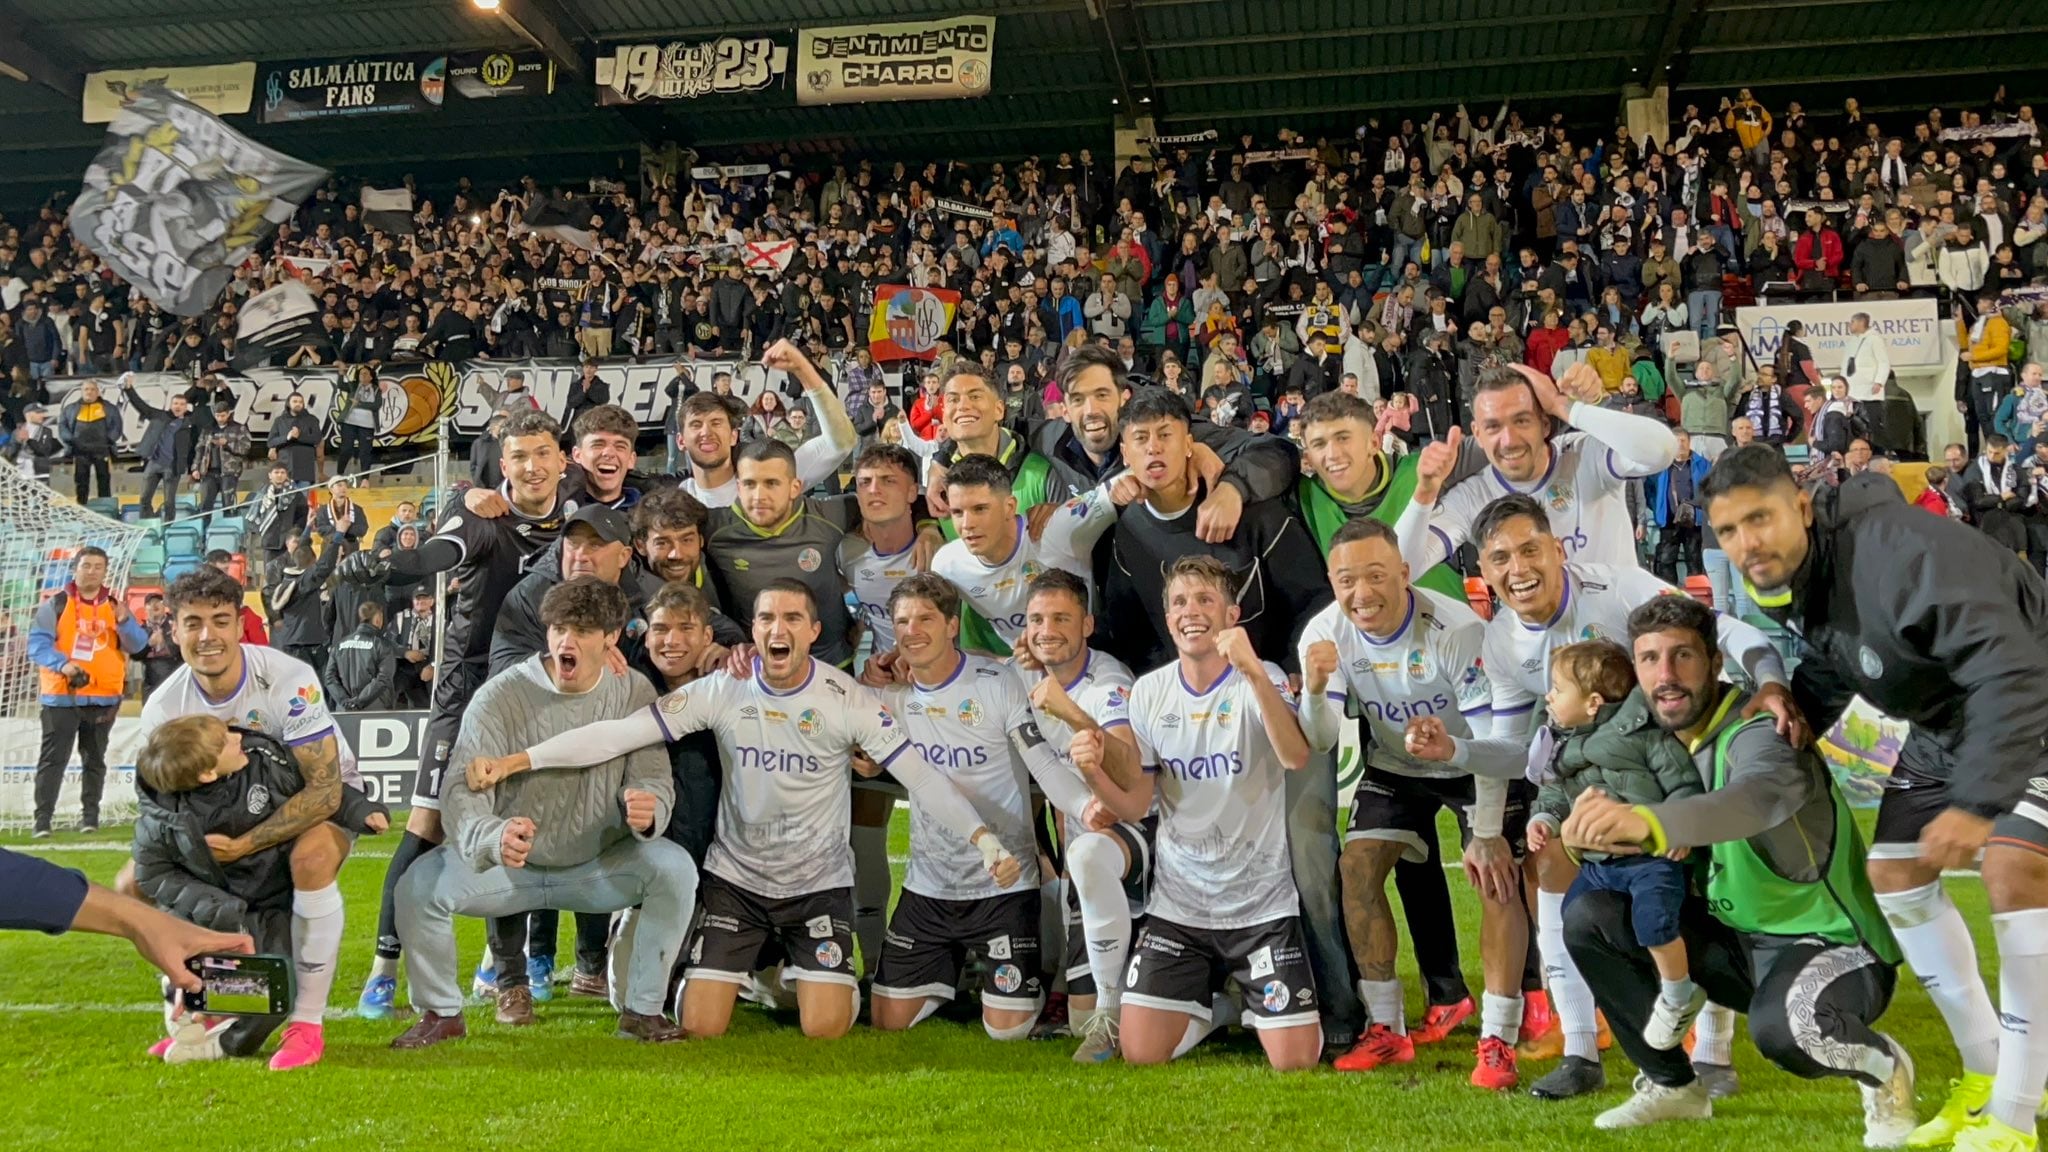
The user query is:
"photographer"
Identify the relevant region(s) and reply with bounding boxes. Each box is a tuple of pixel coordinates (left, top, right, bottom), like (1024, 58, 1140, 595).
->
(27, 547, 146, 838)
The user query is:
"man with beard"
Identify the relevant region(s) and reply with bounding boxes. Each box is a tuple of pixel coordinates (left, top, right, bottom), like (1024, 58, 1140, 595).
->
(1704, 448, 2048, 1152)
(1405, 493, 1798, 1101)
(675, 341, 855, 509)
(344, 410, 577, 1019)
(1550, 595, 1915, 1147)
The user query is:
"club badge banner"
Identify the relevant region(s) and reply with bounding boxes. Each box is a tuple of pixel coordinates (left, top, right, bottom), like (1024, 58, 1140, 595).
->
(594, 37, 789, 104)
(259, 54, 447, 123)
(82, 62, 257, 123)
(448, 50, 556, 99)
(69, 86, 328, 316)
(797, 17, 994, 106)
(868, 285, 960, 361)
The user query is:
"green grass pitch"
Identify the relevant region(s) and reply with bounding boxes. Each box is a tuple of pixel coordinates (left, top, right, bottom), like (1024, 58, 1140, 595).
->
(0, 812, 1995, 1152)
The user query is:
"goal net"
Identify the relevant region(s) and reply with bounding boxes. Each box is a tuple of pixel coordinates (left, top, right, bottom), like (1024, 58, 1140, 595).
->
(0, 466, 151, 832)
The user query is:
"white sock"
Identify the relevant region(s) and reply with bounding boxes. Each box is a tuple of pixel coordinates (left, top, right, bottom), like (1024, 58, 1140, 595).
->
(1691, 1002, 1736, 1066)
(1538, 888, 1599, 1059)
(1068, 833, 1134, 1004)
(1172, 1014, 1212, 1059)
(1360, 978, 1405, 1036)
(911, 996, 945, 1027)
(1991, 908, 2048, 1132)
(289, 883, 344, 1026)
(1481, 991, 1523, 1045)
(369, 955, 398, 981)
(1880, 881, 2001, 1077)
(1659, 976, 1698, 1006)
(477, 943, 496, 975)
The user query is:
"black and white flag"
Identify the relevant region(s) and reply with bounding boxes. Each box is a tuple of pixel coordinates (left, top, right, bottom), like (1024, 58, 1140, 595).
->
(68, 84, 327, 317)
(935, 197, 994, 221)
(521, 194, 598, 252)
(360, 186, 415, 234)
(232, 278, 327, 369)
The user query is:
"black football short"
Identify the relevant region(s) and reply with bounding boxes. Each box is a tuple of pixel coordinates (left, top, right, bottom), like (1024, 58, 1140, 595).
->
(409, 661, 485, 810)
(1871, 736, 2048, 859)
(685, 874, 858, 988)
(1346, 769, 1532, 860)
(1122, 914, 1320, 1031)
(873, 889, 1043, 1012)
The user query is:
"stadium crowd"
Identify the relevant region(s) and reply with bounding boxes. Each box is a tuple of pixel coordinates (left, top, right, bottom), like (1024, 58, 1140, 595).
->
(5, 84, 2048, 1152)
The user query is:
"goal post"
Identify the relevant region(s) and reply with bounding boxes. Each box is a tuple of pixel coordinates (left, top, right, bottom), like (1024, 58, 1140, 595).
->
(0, 466, 152, 832)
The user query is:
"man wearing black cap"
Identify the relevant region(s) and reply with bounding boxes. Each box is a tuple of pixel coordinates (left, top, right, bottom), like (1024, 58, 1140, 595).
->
(4, 404, 61, 484)
(483, 501, 659, 1017)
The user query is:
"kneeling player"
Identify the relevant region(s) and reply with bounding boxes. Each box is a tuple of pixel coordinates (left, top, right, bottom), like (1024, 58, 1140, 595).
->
(134, 717, 385, 1065)
(473, 580, 1015, 1040)
(867, 575, 1102, 1039)
(1014, 570, 1151, 1063)
(1100, 557, 1322, 1071)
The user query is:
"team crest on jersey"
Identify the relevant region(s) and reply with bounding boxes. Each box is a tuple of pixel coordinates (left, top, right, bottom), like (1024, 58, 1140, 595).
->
(1546, 483, 1573, 511)
(957, 699, 984, 727)
(814, 941, 843, 969)
(660, 690, 689, 715)
(1214, 698, 1234, 727)
(1579, 624, 1612, 642)
(797, 547, 822, 572)
(287, 684, 321, 718)
(1262, 980, 1292, 1013)
(245, 709, 263, 729)
(992, 963, 1023, 993)
(1859, 646, 1885, 679)
(1406, 647, 1428, 679)
(797, 709, 821, 737)
(1021, 560, 1044, 582)
(246, 784, 271, 815)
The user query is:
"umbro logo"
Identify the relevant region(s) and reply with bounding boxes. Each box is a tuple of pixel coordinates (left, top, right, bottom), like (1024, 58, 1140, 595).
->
(1160, 715, 1181, 728)
(740, 706, 758, 718)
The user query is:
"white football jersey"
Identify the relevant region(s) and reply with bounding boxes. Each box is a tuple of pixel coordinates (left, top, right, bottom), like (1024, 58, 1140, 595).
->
(1130, 660, 1300, 931)
(931, 483, 1118, 648)
(649, 659, 908, 899)
(142, 644, 360, 785)
(1480, 562, 1700, 729)
(1407, 431, 1644, 570)
(882, 653, 1084, 902)
(1019, 649, 1137, 840)
(1299, 589, 1491, 779)
(838, 534, 918, 652)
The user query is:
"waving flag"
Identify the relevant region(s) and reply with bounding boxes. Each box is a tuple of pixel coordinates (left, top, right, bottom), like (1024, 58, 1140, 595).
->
(867, 284, 958, 362)
(68, 84, 327, 316)
(743, 239, 795, 275)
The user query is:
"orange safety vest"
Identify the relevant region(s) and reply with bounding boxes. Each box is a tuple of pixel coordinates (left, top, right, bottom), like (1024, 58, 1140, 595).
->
(39, 586, 129, 700)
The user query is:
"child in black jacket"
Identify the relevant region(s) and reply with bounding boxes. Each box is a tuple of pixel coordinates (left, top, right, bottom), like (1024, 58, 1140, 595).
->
(133, 717, 384, 1064)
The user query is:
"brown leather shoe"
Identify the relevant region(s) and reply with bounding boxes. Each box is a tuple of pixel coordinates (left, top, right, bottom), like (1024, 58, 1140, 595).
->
(391, 1012, 467, 1050)
(496, 984, 536, 1026)
(616, 1011, 684, 1043)
(569, 967, 609, 998)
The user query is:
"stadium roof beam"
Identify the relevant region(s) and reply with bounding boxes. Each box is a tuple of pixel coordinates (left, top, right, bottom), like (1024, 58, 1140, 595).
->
(1640, 0, 1704, 89)
(1119, 0, 1166, 117)
(490, 0, 586, 79)
(1688, 24, 2048, 53)
(1150, 50, 1636, 88)
(0, 1, 81, 102)
(1082, 0, 1142, 120)
(1141, 6, 1664, 50)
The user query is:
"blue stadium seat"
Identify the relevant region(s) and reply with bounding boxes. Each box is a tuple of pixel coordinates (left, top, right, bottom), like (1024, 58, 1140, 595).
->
(130, 541, 167, 578)
(161, 558, 201, 583)
(162, 523, 204, 560)
(86, 497, 119, 519)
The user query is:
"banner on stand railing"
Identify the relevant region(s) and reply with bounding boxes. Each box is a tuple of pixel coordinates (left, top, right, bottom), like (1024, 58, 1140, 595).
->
(41, 356, 810, 454)
(796, 17, 994, 106)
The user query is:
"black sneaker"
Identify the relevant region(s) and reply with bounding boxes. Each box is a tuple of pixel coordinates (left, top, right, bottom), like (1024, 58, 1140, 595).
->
(1530, 1054, 1608, 1099)
(1692, 1061, 1739, 1099)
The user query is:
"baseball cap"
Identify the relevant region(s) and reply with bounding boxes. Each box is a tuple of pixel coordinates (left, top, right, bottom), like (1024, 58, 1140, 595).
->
(23, 403, 46, 416)
(565, 504, 632, 545)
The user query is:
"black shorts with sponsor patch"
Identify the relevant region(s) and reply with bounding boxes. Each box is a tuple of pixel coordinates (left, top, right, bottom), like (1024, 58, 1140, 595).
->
(1061, 818, 1155, 997)
(1122, 915, 1320, 1031)
(874, 889, 1043, 1012)
(1871, 752, 2048, 857)
(685, 874, 859, 988)
(1346, 769, 1533, 860)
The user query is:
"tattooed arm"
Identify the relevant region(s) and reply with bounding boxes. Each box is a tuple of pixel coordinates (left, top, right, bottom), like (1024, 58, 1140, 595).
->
(207, 735, 343, 864)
